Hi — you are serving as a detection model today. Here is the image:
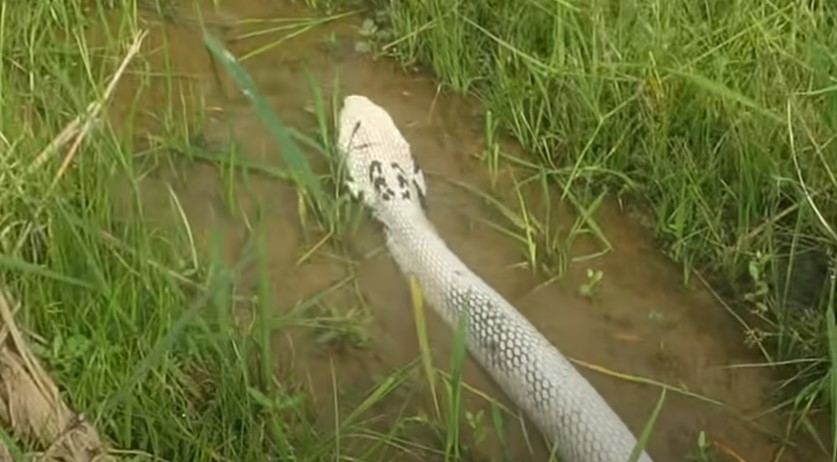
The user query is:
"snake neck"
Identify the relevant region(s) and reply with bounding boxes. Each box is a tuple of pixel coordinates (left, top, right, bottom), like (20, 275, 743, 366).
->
(377, 207, 455, 279)
(375, 203, 438, 249)
(377, 207, 492, 323)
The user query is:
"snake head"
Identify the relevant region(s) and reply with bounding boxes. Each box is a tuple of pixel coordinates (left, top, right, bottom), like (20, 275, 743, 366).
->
(337, 95, 427, 215)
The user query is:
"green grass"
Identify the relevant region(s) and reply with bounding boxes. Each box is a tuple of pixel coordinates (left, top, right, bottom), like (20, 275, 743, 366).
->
(0, 1, 567, 460)
(0, 3, 328, 459)
(5, 0, 833, 460)
(363, 0, 837, 438)
(0, 2, 377, 461)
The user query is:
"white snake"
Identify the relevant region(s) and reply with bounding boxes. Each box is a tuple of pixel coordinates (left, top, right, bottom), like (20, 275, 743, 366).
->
(337, 95, 654, 462)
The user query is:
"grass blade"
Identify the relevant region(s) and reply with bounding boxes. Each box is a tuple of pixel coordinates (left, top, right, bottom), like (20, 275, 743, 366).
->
(202, 33, 325, 209)
(0, 254, 97, 291)
(410, 275, 441, 420)
(826, 274, 837, 462)
(629, 388, 666, 462)
(444, 307, 469, 461)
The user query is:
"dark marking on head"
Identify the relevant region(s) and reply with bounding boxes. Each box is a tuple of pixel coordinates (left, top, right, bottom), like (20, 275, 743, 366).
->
(373, 177, 387, 190)
(347, 122, 365, 153)
(409, 159, 427, 210)
(369, 160, 383, 183)
(397, 174, 409, 188)
(416, 181, 427, 210)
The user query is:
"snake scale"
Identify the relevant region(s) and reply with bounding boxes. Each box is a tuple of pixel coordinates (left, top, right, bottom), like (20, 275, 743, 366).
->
(337, 95, 654, 462)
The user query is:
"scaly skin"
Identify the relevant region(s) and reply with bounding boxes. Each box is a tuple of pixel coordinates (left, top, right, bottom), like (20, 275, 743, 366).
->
(337, 94, 654, 462)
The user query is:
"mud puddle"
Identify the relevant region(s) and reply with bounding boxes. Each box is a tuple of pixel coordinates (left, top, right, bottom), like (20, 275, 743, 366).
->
(100, 1, 825, 461)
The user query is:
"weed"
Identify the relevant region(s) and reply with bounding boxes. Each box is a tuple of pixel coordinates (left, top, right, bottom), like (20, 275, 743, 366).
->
(0, 1, 444, 460)
(481, 109, 501, 187)
(686, 431, 716, 462)
(368, 0, 837, 444)
(578, 268, 604, 299)
(234, 11, 358, 61)
(321, 31, 338, 53)
(355, 18, 378, 54)
(12, 0, 835, 460)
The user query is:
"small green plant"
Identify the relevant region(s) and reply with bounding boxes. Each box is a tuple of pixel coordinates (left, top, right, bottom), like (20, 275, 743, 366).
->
(482, 110, 501, 186)
(744, 250, 771, 316)
(446, 172, 578, 279)
(686, 431, 716, 462)
(374, 0, 837, 440)
(464, 410, 487, 445)
(579, 268, 604, 298)
(355, 18, 378, 53)
(321, 31, 338, 53)
(353, 13, 395, 57)
(647, 309, 664, 324)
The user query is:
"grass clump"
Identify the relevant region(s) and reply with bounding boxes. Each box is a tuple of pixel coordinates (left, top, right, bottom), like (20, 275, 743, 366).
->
(0, 2, 324, 459)
(0, 1, 410, 460)
(6, 0, 829, 459)
(370, 0, 837, 402)
(367, 0, 837, 423)
(0, 1, 523, 459)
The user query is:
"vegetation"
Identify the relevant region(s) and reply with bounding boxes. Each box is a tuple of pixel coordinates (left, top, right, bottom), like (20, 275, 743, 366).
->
(358, 0, 837, 433)
(0, 1, 592, 460)
(0, 1, 486, 460)
(0, 2, 325, 460)
(1, 0, 834, 460)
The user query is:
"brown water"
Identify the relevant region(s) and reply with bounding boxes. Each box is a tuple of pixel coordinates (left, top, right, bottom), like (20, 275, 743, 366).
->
(102, 1, 825, 461)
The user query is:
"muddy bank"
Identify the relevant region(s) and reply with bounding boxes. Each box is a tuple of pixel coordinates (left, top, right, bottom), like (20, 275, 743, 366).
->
(102, 1, 825, 460)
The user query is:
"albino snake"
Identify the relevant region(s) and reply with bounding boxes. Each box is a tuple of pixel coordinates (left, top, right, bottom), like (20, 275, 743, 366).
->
(337, 95, 654, 462)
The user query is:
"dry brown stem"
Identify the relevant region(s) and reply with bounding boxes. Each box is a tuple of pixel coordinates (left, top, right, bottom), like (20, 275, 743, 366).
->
(0, 290, 115, 462)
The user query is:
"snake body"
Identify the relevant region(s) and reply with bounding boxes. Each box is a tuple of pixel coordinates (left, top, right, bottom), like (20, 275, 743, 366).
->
(337, 95, 654, 462)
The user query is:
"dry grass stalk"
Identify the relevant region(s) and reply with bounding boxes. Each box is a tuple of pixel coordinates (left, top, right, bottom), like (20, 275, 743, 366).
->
(14, 29, 149, 260)
(0, 289, 115, 462)
(29, 29, 148, 181)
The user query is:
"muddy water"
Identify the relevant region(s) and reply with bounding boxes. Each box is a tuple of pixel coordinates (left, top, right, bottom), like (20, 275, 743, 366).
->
(102, 1, 824, 461)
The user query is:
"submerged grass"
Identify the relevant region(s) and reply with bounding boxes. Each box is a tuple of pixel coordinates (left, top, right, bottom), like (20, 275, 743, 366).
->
(366, 0, 837, 440)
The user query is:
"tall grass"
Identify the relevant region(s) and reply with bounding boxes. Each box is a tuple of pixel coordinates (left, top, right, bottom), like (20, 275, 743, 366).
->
(369, 0, 837, 424)
(0, 1, 417, 460)
(2, 7, 265, 461)
(9, 0, 832, 459)
(0, 1, 551, 459)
